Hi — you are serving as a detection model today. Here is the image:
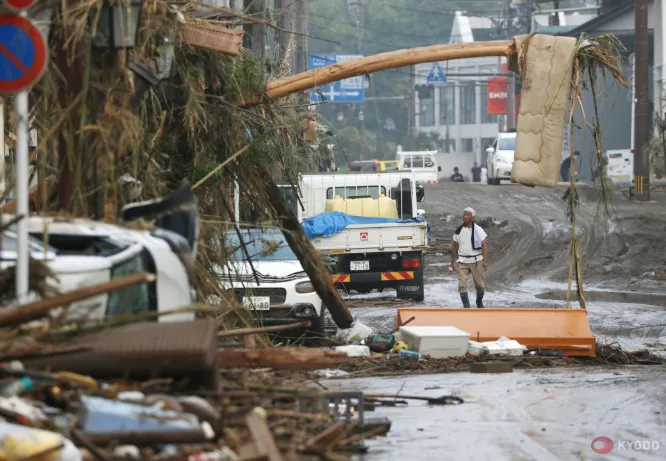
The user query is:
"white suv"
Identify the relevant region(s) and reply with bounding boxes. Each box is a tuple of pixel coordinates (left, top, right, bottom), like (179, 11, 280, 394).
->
(485, 131, 516, 185)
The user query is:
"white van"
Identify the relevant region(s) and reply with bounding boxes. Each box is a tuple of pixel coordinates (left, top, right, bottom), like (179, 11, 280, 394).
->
(485, 131, 516, 185)
(606, 149, 633, 187)
(396, 147, 441, 184)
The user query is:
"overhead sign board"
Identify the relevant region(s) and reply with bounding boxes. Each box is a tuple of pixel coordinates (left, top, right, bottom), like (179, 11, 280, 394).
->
(309, 54, 365, 104)
(0, 14, 48, 94)
(426, 62, 446, 85)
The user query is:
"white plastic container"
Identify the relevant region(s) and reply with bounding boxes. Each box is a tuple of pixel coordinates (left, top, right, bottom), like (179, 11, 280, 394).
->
(399, 326, 470, 358)
(482, 336, 526, 357)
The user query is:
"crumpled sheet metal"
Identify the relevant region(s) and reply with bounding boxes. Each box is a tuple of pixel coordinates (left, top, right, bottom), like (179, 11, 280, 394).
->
(509, 34, 578, 187)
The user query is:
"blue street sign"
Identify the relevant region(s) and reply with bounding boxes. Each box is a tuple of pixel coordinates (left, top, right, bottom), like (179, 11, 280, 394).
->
(0, 14, 47, 94)
(426, 62, 447, 86)
(309, 54, 364, 104)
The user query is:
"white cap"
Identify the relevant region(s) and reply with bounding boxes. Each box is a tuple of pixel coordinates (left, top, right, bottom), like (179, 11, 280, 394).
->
(463, 207, 475, 217)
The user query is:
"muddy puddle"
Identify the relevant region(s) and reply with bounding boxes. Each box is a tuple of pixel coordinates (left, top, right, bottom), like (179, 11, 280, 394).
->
(323, 367, 666, 461)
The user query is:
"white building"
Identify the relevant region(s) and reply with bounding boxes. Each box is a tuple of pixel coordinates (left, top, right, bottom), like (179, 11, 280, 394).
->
(413, 9, 596, 177)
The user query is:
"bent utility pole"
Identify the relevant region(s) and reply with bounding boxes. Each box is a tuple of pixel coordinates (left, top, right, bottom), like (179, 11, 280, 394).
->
(634, 0, 650, 200)
(237, 40, 513, 106)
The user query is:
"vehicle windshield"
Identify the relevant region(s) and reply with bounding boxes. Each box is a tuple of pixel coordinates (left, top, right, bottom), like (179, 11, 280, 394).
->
(498, 137, 516, 151)
(226, 231, 297, 261)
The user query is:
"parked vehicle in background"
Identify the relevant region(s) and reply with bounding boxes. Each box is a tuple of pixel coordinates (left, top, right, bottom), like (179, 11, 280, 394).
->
(217, 228, 326, 340)
(485, 131, 517, 185)
(606, 149, 633, 188)
(1, 182, 199, 322)
(396, 147, 441, 184)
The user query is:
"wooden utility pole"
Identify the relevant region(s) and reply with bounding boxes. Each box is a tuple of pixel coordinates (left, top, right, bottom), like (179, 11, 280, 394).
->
(54, 1, 85, 215)
(634, 0, 650, 200)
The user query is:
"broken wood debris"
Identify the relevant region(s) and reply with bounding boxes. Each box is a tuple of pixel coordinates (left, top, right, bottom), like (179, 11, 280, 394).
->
(218, 348, 348, 370)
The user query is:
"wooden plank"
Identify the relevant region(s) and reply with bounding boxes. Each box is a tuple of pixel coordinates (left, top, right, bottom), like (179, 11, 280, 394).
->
(246, 413, 286, 461)
(218, 348, 347, 370)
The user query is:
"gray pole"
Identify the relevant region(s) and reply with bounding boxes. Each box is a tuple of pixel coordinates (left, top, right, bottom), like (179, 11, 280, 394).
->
(505, 0, 516, 131)
(634, 0, 650, 200)
(359, 0, 366, 160)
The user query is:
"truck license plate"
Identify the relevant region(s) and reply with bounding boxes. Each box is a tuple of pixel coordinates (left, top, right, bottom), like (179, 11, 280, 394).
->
(350, 261, 370, 271)
(242, 296, 270, 310)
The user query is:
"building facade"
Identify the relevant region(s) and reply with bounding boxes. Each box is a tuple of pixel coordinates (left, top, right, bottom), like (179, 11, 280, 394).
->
(413, 9, 596, 178)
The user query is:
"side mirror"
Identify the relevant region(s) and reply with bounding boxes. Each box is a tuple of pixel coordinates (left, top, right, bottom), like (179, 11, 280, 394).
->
(486, 147, 494, 155)
(417, 187, 425, 202)
(437, 166, 442, 172)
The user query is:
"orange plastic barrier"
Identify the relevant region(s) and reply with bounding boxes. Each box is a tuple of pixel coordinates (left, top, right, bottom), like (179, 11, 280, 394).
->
(397, 308, 596, 357)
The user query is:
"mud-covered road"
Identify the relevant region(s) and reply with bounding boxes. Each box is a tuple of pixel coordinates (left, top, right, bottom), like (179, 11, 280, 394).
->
(324, 182, 666, 460)
(325, 367, 666, 461)
(339, 181, 666, 353)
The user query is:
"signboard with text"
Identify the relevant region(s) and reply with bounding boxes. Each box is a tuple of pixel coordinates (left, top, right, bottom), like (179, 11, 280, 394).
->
(309, 54, 365, 104)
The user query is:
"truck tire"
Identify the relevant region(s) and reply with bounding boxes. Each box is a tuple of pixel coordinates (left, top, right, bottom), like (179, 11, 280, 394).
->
(306, 306, 327, 347)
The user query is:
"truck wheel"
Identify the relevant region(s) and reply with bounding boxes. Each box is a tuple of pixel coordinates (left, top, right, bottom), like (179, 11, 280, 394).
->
(306, 306, 327, 347)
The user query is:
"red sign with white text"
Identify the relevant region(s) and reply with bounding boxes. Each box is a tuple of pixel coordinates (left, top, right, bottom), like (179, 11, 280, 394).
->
(487, 77, 508, 115)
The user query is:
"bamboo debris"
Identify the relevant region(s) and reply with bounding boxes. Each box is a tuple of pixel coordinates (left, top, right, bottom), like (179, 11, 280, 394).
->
(218, 348, 348, 370)
(239, 40, 514, 105)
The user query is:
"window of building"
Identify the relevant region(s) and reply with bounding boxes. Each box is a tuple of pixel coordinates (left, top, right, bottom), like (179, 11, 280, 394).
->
(480, 84, 498, 123)
(418, 87, 435, 127)
(439, 86, 455, 125)
(461, 138, 474, 152)
(460, 82, 476, 124)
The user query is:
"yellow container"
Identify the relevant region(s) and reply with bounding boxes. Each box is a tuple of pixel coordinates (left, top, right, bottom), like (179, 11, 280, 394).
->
(378, 194, 398, 218)
(345, 198, 363, 217)
(361, 197, 380, 217)
(325, 195, 346, 213)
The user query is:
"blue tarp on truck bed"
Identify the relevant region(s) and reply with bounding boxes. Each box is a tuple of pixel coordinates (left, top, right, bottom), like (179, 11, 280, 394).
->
(301, 211, 426, 239)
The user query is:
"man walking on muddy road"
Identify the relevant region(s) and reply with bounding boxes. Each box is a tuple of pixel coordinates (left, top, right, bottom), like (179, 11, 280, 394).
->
(449, 207, 488, 307)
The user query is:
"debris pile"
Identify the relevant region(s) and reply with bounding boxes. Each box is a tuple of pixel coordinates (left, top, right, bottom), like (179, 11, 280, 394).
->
(0, 314, 393, 461)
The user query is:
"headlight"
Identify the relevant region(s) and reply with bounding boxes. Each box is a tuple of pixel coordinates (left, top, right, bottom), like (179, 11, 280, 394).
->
(295, 281, 315, 294)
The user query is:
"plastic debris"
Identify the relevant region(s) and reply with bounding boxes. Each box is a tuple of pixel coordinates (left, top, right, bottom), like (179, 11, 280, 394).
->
(335, 345, 371, 357)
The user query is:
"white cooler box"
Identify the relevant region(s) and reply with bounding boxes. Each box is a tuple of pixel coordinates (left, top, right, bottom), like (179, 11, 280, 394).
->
(399, 326, 470, 358)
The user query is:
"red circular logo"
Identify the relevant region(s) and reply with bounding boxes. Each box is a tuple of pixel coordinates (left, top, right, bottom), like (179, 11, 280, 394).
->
(591, 436, 614, 454)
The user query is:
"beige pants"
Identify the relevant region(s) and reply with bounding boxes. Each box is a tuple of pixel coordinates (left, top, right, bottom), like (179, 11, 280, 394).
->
(456, 260, 484, 293)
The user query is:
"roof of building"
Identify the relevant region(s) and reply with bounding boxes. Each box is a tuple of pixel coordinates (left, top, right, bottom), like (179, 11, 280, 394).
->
(559, 1, 634, 36)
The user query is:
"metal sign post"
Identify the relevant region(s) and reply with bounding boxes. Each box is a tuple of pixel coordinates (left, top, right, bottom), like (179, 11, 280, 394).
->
(0, 2, 48, 302)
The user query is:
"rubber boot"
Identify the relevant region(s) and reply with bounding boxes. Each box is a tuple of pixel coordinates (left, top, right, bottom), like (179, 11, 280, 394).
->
(460, 293, 470, 308)
(476, 291, 484, 308)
